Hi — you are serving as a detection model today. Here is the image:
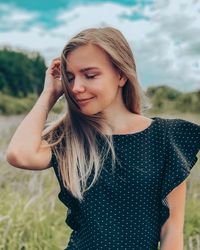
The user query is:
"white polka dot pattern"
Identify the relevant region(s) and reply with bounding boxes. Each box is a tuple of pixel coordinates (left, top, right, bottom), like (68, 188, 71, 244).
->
(51, 116, 200, 250)
(160, 118, 200, 228)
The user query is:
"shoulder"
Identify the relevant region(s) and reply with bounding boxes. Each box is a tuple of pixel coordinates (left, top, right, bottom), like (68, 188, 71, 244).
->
(158, 116, 200, 155)
(165, 117, 200, 138)
(154, 116, 200, 133)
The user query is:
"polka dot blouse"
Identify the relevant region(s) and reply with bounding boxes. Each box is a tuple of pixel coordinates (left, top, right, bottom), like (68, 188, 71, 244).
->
(51, 116, 200, 250)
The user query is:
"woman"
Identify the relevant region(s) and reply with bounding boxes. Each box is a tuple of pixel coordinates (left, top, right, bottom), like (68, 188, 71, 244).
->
(6, 27, 200, 250)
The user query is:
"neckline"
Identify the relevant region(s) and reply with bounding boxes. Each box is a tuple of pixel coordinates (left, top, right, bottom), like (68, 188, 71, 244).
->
(109, 116, 159, 137)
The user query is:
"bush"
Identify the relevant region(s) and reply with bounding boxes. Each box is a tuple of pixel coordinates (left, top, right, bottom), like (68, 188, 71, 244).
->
(0, 92, 64, 115)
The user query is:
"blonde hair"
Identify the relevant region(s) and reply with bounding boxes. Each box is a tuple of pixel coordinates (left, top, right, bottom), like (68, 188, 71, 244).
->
(42, 26, 151, 202)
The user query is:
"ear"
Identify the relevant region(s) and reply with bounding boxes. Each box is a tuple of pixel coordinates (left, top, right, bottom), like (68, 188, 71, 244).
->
(119, 73, 128, 87)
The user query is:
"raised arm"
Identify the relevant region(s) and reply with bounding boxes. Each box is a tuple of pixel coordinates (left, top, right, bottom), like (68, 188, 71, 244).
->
(6, 57, 64, 170)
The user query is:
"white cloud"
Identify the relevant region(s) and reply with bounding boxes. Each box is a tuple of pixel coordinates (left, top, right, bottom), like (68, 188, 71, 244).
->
(0, 3, 38, 30)
(0, 0, 199, 92)
(138, 0, 200, 92)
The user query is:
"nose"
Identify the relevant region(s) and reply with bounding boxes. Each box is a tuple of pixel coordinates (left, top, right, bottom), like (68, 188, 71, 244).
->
(71, 76, 86, 94)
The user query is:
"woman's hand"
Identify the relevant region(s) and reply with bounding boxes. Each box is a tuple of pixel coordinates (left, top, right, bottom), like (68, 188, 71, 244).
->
(43, 57, 64, 101)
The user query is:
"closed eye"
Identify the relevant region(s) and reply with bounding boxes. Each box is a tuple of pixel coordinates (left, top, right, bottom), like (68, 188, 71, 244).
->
(86, 75, 96, 79)
(67, 74, 97, 83)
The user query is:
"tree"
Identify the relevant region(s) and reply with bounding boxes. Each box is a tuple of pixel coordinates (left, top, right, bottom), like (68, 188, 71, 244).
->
(0, 47, 46, 97)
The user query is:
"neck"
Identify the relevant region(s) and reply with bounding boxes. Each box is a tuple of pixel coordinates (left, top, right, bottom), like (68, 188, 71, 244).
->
(101, 90, 138, 134)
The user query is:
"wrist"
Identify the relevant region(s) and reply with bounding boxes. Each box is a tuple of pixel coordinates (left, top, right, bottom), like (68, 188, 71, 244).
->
(41, 88, 58, 99)
(40, 89, 58, 110)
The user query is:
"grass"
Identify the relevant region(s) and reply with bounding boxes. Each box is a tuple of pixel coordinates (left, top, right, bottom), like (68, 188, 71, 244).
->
(0, 162, 71, 250)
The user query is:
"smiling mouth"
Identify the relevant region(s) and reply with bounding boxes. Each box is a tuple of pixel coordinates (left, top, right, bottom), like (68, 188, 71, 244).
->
(78, 97, 95, 105)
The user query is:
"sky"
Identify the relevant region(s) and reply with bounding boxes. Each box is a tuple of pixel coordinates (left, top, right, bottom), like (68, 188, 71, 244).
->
(0, 0, 200, 93)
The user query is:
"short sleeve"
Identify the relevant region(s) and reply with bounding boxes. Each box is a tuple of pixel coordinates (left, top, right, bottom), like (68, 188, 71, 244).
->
(160, 118, 200, 228)
(50, 150, 56, 168)
(50, 150, 63, 186)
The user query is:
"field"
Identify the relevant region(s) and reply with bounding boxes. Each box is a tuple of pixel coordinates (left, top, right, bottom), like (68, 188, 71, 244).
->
(0, 112, 200, 250)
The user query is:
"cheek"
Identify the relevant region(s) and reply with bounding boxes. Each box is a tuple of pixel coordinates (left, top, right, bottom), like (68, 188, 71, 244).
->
(95, 87, 119, 106)
(88, 76, 119, 101)
(92, 78, 118, 94)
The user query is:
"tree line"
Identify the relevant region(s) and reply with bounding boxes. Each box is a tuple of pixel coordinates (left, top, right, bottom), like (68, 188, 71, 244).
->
(0, 47, 46, 97)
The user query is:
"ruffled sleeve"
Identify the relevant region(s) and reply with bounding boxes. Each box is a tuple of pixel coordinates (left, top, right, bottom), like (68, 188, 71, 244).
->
(160, 118, 200, 228)
(50, 150, 82, 230)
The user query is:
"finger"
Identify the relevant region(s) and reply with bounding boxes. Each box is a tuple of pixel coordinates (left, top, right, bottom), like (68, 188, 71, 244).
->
(51, 57, 61, 63)
(52, 69, 60, 75)
(49, 57, 61, 68)
(52, 61, 61, 69)
(53, 66, 60, 70)
(53, 57, 61, 61)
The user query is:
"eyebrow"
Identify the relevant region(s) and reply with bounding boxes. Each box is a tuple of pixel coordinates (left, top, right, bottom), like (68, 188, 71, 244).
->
(66, 67, 100, 74)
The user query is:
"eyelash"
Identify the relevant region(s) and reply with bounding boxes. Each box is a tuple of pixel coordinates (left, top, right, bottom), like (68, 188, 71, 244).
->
(86, 75, 96, 79)
(68, 75, 96, 82)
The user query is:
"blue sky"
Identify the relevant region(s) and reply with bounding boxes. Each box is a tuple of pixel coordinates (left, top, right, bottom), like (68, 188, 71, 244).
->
(0, 0, 200, 92)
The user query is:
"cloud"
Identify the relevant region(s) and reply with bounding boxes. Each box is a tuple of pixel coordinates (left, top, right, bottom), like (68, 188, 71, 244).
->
(0, 3, 39, 31)
(137, 0, 200, 91)
(0, 0, 199, 92)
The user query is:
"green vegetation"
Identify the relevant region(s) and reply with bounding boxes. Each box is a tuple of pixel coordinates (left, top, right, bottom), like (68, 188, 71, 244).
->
(0, 92, 64, 115)
(146, 85, 200, 114)
(0, 47, 46, 98)
(0, 163, 71, 250)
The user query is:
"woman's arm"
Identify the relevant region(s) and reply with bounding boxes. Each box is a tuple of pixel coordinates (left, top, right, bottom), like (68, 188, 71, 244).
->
(6, 57, 63, 170)
(160, 227, 184, 250)
(160, 180, 186, 250)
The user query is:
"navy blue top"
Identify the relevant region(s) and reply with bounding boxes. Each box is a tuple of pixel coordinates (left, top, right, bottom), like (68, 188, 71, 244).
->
(51, 116, 200, 250)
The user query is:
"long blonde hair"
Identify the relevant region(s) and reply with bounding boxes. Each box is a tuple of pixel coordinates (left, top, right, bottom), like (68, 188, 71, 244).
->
(42, 26, 151, 202)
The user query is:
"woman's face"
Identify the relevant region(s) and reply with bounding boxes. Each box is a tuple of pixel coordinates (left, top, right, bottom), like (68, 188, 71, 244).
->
(65, 43, 126, 115)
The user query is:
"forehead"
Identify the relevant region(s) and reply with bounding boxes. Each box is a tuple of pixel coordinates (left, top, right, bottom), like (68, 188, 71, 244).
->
(66, 43, 111, 71)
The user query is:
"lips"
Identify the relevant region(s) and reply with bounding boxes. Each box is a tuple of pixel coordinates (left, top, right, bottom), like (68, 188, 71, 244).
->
(77, 96, 95, 105)
(77, 97, 95, 102)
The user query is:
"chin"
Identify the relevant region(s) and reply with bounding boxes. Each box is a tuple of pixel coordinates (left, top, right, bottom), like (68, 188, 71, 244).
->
(80, 106, 103, 116)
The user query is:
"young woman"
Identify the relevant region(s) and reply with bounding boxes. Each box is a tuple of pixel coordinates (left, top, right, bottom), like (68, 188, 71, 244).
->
(6, 27, 200, 250)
